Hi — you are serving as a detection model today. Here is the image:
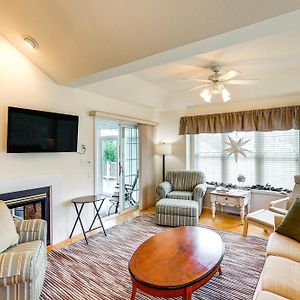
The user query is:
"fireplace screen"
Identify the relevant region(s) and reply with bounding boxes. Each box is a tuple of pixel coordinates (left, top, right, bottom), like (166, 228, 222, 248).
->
(13, 202, 43, 220)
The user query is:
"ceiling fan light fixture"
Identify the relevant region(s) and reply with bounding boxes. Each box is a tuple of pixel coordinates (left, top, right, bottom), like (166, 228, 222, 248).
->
(221, 88, 231, 102)
(211, 85, 220, 95)
(183, 65, 258, 104)
(200, 89, 211, 103)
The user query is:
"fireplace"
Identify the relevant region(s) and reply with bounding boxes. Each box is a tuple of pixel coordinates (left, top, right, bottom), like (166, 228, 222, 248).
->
(0, 187, 51, 245)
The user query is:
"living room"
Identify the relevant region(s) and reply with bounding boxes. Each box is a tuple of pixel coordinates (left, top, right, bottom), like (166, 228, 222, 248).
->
(0, 2, 300, 300)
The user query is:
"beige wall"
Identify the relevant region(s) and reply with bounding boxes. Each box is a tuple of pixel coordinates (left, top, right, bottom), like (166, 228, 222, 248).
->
(154, 110, 186, 186)
(139, 124, 156, 209)
(0, 35, 158, 244)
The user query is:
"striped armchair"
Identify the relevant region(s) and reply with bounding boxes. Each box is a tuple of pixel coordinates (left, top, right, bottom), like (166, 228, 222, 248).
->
(156, 170, 207, 215)
(0, 219, 47, 300)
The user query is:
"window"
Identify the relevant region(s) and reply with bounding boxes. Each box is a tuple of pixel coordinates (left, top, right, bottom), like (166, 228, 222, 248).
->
(190, 130, 300, 189)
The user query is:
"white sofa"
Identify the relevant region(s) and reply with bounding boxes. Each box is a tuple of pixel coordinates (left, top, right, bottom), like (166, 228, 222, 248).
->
(254, 216, 300, 300)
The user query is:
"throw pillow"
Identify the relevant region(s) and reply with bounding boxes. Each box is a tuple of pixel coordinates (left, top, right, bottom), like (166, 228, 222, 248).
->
(0, 200, 19, 253)
(276, 197, 300, 242)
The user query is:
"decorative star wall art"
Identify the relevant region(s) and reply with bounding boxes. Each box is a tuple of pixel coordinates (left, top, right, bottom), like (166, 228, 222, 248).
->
(225, 136, 251, 162)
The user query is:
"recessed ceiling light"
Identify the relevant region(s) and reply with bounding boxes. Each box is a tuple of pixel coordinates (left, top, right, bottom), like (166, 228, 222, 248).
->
(23, 36, 38, 49)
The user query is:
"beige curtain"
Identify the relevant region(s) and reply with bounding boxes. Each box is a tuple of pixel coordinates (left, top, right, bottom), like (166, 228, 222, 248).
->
(179, 105, 300, 134)
(138, 124, 156, 210)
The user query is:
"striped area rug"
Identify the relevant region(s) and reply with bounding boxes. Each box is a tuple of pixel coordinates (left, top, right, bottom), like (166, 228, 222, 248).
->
(41, 214, 267, 300)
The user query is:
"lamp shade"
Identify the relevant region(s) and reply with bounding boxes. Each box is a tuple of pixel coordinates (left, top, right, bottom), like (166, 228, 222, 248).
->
(156, 143, 172, 155)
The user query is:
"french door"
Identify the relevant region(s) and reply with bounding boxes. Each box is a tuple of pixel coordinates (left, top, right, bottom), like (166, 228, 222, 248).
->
(118, 125, 140, 212)
(95, 118, 139, 216)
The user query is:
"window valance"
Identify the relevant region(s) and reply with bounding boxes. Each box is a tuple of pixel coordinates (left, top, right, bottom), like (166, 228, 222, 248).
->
(179, 105, 300, 135)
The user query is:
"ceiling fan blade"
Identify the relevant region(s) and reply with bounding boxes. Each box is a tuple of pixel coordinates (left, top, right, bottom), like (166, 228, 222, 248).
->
(218, 70, 241, 81)
(226, 79, 259, 85)
(184, 84, 210, 93)
(181, 78, 211, 83)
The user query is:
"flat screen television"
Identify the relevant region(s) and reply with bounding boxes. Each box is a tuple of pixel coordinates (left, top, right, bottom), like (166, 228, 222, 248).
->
(7, 107, 79, 153)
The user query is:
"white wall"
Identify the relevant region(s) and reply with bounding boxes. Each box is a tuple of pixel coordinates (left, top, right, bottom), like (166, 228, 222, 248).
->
(0, 35, 158, 244)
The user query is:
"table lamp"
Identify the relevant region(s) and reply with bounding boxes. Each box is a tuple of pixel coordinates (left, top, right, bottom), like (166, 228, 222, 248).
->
(156, 143, 172, 181)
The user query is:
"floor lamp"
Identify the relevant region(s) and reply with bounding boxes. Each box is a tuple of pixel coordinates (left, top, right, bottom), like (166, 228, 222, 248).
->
(156, 143, 172, 182)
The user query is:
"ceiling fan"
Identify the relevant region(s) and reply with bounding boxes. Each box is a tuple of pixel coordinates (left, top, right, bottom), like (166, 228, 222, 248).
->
(183, 65, 258, 103)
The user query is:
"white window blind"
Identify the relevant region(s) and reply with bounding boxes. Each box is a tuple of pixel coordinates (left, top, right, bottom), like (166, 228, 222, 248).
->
(190, 130, 300, 189)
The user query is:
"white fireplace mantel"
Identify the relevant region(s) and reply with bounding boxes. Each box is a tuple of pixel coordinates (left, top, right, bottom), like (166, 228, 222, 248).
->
(0, 173, 63, 244)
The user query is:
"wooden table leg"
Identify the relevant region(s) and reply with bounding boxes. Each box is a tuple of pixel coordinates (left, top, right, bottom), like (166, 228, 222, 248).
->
(218, 266, 223, 275)
(183, 286, 192, 300)
(240, 205, 245, 225)
(211, 201, 216, 219)
(130, 283, 137, 300)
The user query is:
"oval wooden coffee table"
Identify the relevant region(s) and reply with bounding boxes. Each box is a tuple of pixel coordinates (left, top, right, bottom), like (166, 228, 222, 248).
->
(129, 227, 224, 300)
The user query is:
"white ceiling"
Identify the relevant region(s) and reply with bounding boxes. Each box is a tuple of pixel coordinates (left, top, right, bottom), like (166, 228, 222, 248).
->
(1, 2, 300, 111)
(81, 27, 300, 111)
(0, 0, 299, 84)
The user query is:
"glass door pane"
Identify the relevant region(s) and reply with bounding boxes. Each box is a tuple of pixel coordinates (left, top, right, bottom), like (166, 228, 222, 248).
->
(121, 126, 139, 210)
(96, 125, 120, 217)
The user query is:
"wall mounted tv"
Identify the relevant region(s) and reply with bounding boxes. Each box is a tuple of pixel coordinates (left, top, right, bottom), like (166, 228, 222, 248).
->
(7, 107, 79, 153)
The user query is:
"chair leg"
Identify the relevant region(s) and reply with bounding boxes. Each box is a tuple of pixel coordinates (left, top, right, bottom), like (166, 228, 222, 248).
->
(115, 200, 119, 214)
(243, 217, 249, 237)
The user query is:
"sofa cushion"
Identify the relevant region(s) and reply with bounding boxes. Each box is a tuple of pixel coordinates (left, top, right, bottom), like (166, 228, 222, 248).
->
(0, 200, 19, 253)
(167, 191, 193, 200)
(267, 232, 300, 263)
(276, 197, 300, 242)
(256, 291, 288, 300)
(156, 198, 198, 217)
(262, 256, 300, 300)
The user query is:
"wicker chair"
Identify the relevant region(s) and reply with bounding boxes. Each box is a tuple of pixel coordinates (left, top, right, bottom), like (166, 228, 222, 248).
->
(243, 175, 300, 237)
(269, 175, 300, 215)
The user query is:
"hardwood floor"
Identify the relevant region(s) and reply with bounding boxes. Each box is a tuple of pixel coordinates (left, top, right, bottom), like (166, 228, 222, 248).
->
(48, 207, 268, 251)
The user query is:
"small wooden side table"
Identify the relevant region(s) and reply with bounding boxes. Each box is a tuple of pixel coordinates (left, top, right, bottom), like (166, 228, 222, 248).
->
(210, 189, 251, 224)
(69, 195, 107, 244)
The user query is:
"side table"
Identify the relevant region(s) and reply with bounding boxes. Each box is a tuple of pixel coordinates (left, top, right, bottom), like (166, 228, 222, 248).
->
(210, 189, 251, 224)
(69, 195, 107, 244)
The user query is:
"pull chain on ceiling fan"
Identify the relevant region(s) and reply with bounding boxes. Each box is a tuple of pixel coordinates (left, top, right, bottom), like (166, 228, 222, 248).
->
(182, 65, 258, 103)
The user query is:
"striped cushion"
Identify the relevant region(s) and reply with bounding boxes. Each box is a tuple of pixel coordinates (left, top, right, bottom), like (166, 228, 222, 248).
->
(156, 213, 198, 227)
(167, 191, 193, 200)
(0, 252, 22, 278)
(15, 219, 47, 245)
(156, 198, 198, 217)
(1, 241, 44, 286)
(166, 170, 205, 191)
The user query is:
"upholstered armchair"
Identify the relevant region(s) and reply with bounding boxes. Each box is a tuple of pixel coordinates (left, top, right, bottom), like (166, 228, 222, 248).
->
(156, 170, 207, 215)
(269, 175, 300, 215)
(0, 219, 47, 300)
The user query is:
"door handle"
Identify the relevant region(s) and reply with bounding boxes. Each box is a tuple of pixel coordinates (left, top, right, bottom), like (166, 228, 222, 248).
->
(119, 162, 123, 176)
